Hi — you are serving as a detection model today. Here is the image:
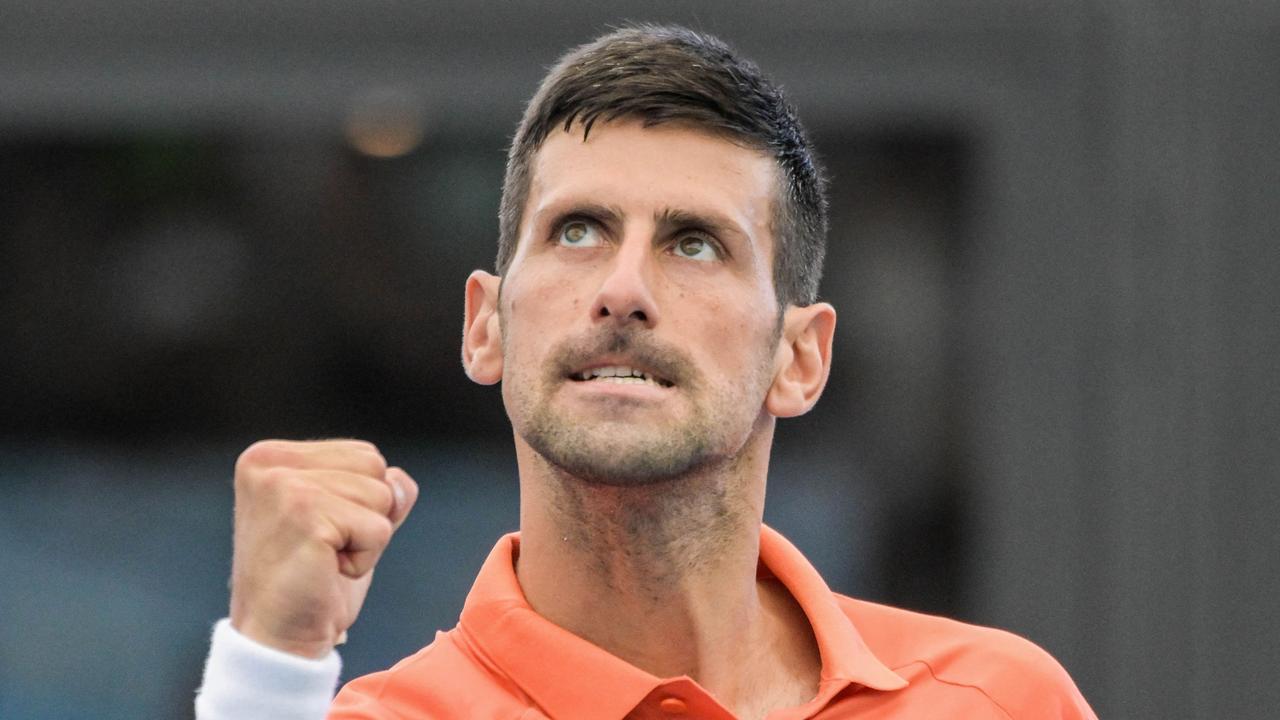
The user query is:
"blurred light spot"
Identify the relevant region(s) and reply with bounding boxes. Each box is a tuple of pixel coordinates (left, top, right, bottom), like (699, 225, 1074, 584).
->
(344, 87, 427, 158)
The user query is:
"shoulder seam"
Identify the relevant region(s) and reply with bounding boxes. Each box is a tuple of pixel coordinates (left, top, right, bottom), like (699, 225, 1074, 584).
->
(353, 667, 394, 703)
(895, 659, 1017, 720)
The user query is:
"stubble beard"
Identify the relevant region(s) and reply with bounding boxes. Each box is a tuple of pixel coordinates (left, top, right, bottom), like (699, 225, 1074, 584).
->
(510, 326, 774, 488)
(524, 393, 719, 487)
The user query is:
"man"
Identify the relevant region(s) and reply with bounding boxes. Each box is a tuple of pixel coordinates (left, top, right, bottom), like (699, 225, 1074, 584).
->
(196, 24, 1096, 720)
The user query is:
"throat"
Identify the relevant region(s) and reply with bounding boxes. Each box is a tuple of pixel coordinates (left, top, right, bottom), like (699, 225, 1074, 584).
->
(519, 464, 764, 671)
(547, 463, 749, 594)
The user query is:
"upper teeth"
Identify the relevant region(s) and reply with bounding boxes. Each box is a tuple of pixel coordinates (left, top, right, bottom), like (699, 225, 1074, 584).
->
(576, 361, 665, 384)
(577, 365, 658, 383)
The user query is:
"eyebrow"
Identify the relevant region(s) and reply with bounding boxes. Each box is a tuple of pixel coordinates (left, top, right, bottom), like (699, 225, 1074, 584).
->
(532, 202, 624, 230)
(653, 208, 745, 242)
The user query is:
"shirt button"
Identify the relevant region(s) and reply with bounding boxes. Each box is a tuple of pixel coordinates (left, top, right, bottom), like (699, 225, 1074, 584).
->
(659, 697, 689, 715)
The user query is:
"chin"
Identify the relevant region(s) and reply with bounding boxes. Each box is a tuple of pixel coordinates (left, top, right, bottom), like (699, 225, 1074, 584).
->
(528, 429, 719, 488)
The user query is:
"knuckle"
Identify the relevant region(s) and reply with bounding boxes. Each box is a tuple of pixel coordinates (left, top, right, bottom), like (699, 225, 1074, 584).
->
(259, 465, 294, 487)
(364, 451, 389, 477)
(342, 442, 387, 477)
(235, 442, 265, 474)
(235, 459, 275, 495)
(237, 440, 291, 472)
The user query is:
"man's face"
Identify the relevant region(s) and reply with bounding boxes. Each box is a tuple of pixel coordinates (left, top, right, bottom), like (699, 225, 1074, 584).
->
(497, 119, 784, 485)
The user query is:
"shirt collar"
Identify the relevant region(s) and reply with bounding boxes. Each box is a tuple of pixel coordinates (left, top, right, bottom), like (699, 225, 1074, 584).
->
(458, 526, 906, 720)
(757, 526, 907, 692)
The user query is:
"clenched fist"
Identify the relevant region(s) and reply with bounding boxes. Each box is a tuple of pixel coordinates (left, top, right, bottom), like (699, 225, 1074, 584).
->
(228, 439, 419, 659)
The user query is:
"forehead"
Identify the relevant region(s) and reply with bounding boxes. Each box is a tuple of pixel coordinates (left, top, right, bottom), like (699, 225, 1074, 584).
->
(522, 120, 779, 252)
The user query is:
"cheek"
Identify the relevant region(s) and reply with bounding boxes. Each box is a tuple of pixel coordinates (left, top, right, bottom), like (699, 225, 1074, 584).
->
(522, 262, 587, 310)
(502, 272, 584, 357)
(691, 299, 774, 373)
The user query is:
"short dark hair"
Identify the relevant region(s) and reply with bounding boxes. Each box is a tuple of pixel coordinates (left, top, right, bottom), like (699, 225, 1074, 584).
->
(497, 24, 828, 307)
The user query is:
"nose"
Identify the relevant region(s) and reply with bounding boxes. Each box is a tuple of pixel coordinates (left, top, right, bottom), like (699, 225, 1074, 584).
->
(589, 235, 659, 328)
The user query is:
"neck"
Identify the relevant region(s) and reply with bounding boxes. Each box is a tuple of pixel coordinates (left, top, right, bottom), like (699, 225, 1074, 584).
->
(514, 422, 821, 717)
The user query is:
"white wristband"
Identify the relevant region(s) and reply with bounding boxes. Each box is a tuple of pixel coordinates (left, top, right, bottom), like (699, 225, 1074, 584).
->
(194, 618, 342, 720)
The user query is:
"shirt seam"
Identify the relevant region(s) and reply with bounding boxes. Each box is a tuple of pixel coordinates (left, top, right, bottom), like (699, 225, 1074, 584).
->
(893, 659, 1017, 720)
(353, 661, 396, 703)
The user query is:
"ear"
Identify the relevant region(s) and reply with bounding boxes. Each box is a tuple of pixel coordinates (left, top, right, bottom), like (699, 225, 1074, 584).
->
(765, 302, 837, 418)
(462, 270, 503, 385)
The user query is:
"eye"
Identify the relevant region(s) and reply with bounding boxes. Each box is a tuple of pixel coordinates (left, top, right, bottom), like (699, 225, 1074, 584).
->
(558, 220, 602, 248)
(672, 234, 719, 262)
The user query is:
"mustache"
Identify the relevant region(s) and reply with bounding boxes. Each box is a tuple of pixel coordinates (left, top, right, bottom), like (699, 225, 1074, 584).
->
(549, 327, 695, 387)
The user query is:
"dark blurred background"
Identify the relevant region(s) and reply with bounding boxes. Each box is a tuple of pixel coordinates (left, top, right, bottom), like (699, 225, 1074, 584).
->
(1, 2, 1276, 719)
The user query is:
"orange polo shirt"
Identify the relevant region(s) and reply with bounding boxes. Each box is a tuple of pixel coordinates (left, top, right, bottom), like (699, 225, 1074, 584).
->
(330, 527, 1096, 719)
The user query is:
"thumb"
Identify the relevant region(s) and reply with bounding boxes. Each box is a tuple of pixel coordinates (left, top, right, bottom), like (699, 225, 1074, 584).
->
(386, 466, 420, 530)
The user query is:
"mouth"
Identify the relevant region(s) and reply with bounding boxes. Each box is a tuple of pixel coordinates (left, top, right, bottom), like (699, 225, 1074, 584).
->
(568, 363, 675, 388)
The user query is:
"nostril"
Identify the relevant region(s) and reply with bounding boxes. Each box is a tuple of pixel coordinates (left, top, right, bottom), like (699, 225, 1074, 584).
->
(593, 300, 653, 325)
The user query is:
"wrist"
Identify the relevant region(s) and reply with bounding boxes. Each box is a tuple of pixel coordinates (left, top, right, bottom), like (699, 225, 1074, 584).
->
(231, 615, 336, 660)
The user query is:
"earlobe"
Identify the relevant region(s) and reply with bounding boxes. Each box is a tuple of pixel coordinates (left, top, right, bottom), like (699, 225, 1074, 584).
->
(462, 270, 503, 385)
(765, 303, 836, 418)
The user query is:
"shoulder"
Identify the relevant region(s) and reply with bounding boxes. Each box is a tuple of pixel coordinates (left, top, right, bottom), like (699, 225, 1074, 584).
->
(837, 595, 1096, 720)
(328, 627, 534, 720)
